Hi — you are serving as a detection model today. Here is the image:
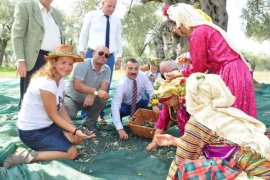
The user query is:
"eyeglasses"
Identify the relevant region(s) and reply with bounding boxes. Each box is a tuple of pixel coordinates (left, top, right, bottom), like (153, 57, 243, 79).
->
(98, 51, 110, 59)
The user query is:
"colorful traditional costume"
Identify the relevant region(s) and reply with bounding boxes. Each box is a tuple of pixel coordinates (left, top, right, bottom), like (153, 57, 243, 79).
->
(156, 105, 189, 135)
(167, 3, 257, 118)
(164, 72, 270, 180)
(155, 77, 189, 135)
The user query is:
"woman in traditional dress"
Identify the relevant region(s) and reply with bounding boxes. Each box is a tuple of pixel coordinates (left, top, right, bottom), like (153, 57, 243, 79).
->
(154, 72, 270, 180)
(164, 3, 257, 118)
(146, 77, 189, 151)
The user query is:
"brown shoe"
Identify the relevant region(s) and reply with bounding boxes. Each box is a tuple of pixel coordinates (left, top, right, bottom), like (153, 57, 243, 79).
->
(3, 148, 37, 169)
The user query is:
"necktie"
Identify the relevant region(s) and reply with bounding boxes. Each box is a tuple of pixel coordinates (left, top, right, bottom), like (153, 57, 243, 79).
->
(105, 15, 110, 48)
(131, 80, 137, 116)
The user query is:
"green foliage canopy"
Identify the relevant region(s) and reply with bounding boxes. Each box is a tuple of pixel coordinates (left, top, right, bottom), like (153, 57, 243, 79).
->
(0, 0, 15, 42)
(64, 0, 99, 45)
(122, 2, 160, 58)
(242, 0, 270, 41)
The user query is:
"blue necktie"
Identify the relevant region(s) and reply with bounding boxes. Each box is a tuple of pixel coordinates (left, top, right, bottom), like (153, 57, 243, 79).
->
(105, 15, 110, 48)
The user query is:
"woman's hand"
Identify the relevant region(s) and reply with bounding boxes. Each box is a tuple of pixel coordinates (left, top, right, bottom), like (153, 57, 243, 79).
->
(146, 141, 158, 151)
(154, 134, 178, 147)
(177, 57, 191, 66)
(164, 70, 182, 81)
(73, 129, 96, 144)
(77, 129, 95, 138)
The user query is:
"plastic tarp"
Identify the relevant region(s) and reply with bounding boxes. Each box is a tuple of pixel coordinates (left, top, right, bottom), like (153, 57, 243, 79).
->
(0, 78, 269, 180)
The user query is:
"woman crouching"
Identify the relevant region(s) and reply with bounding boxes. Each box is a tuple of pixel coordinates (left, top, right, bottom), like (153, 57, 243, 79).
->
(153, 73, 270, 179)
(4, 45, 95, 169)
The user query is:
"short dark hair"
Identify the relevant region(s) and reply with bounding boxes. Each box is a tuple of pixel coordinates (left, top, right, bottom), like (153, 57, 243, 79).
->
(124, 58, 138, 67)
(126, 58, 138, 64)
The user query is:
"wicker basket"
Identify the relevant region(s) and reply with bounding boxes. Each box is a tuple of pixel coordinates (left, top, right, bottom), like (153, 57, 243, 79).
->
(128, 108, 159, 139)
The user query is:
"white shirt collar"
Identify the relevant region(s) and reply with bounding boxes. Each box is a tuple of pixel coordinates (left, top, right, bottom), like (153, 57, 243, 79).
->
(125, 74, 139, 82)
(38, 1, 53, 14)
(98, 9, 110, 18)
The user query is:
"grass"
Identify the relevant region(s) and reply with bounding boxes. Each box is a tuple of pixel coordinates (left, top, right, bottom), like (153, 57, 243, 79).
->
(253, 71, 270, 84)
(0, 66, 16, 78)
(112, 69, 125, 80)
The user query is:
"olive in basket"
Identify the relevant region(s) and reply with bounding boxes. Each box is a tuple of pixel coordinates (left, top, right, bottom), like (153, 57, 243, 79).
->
(140, 121, 156, 128)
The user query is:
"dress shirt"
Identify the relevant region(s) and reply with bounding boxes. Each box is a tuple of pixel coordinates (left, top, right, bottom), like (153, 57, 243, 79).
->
(111, 72, 154, 130)
(79, 10, 122, 57)
(38, 2, 61, 51)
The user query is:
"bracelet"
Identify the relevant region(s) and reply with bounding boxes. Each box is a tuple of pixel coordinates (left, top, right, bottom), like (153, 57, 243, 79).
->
(73, 128, 78, 135)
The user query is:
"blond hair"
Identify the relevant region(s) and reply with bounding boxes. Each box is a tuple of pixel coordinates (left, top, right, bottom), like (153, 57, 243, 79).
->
(31, 59, 58, 81)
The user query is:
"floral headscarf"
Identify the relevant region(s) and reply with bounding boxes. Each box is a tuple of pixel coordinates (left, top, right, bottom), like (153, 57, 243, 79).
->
(156, 77, 186, 104)
(167, 3, 251, 71)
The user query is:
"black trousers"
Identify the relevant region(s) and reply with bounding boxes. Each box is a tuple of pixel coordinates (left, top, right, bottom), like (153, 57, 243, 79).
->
(18, 50, 49, 110)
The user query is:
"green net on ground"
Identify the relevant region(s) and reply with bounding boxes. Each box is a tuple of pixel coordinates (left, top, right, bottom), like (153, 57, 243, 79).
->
(0, 78, 269, 180)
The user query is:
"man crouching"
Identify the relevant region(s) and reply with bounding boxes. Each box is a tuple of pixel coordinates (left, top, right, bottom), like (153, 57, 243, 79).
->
(64, 46, 111, 132)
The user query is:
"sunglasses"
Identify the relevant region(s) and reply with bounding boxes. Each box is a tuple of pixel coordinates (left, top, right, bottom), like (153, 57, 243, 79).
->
(98, 51, 110, 59)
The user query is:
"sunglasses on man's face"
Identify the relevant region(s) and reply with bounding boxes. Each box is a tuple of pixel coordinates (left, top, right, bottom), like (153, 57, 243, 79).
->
(98, 51, 110, 59)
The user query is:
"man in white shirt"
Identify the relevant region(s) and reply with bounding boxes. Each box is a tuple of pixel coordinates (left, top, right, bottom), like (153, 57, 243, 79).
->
(111, 59, 154, 140)
(12, 0, 64, 110)
(78, 0, 123, 122)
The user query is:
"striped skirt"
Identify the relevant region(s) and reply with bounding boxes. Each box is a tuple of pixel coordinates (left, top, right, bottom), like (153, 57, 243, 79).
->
(166, 119, 270, 179)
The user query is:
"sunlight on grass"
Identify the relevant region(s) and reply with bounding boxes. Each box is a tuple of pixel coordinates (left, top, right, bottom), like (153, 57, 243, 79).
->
(112, 69, 125, 80)
(0, 67, 16, 78)
(254, 71, 270, 84)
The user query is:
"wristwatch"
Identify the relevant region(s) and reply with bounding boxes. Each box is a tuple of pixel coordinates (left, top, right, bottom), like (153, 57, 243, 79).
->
(94, 90, 98, 96)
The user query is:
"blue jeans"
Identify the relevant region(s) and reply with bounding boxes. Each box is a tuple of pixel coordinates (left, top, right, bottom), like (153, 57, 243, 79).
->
(120, 99, 149, 119)
(81, 49, 115, 119)
(18, 123, 72, 152)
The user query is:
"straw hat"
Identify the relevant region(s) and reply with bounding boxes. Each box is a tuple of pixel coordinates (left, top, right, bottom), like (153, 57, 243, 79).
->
(44, 44, 83, 62)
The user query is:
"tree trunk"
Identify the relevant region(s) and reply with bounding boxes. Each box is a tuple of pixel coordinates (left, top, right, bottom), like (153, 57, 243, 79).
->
(142, 0, 228, 60)
(200, 0, 228, 30)
(0, 39, 8, 67)
(4, 52, 9, 66)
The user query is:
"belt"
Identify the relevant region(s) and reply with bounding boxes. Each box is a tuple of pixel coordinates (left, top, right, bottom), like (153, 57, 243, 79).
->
(40, 49, 49, 54)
